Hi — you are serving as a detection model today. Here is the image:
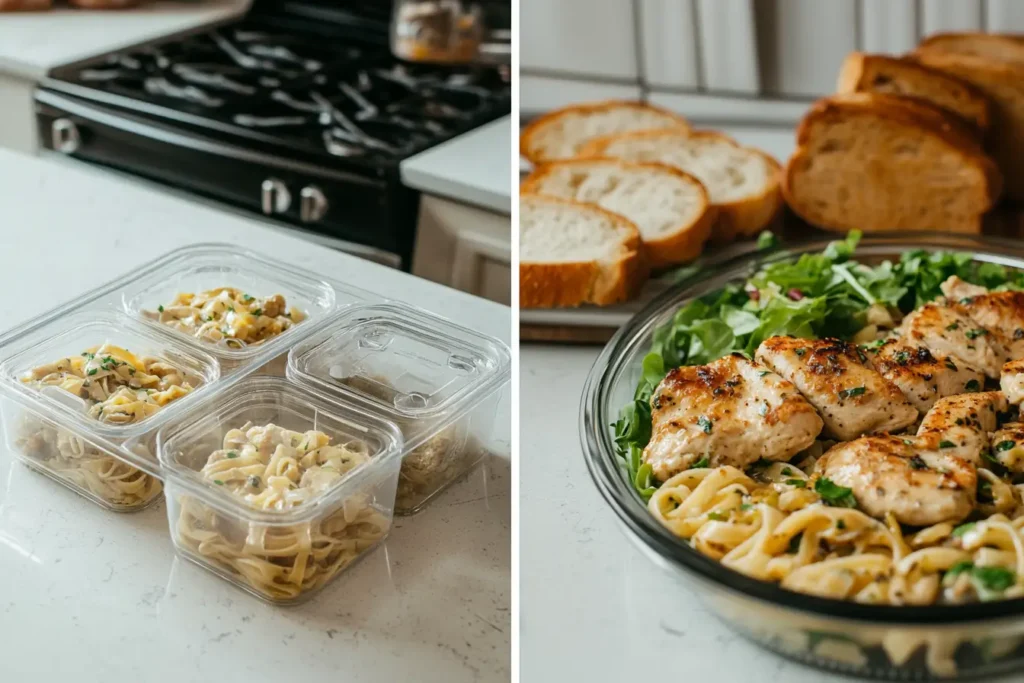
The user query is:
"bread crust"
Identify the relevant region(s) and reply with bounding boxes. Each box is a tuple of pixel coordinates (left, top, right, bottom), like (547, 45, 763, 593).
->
(836, 51, 991, 132)
(912, 48, 1024, 201)
(918, 32, 1024, 64)
(784, 93, 1002, 234)
(578, 129, 783, 242)
(519, 100, 691, 164)
(521, 158, 715, 268)
(519, 194, 648, 308)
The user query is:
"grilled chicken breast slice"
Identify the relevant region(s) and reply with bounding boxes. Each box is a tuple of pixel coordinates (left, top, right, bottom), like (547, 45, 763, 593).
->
(917, 391, 1007, 465)
(990, 423, 1024, 474)
(898, 302, 1007, 378)
(863, 338, 986, 414)
(1001, 359, 1024, 405)
(819, 436, 974, 526)
(643, 354, 823, 481)
(755, 336, 917, 441)
(942, 276, 1024, 358)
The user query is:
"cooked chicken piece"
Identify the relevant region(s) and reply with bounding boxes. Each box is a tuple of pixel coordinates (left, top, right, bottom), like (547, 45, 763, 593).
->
(819, 436, 975, 526)
(755, 336, 917, 441)
(898, 302, 1007, 378)
(990, 423, 1024, 473)
(916, 391, 1007, 465)
(643, 354, 823, 481)
(942, 276, 1024, 359)
(863, 338, 986, 415)
(1001, 359, 1024, 405)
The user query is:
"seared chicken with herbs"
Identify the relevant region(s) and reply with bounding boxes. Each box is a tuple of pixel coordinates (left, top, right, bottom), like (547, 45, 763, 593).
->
(642, 354, 823, 481)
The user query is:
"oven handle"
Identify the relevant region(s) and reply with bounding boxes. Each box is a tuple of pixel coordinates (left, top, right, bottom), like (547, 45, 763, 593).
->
(35, 90, 382, 188)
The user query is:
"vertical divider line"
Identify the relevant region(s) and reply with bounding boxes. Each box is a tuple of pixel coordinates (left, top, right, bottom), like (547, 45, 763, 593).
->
(854, 0, 863, 53)
(691, 0, 706, 93)
(632, 0, 650, 101)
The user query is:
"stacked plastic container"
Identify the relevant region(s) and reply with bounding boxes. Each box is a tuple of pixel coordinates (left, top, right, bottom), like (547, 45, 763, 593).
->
(0, 244, 510, 604)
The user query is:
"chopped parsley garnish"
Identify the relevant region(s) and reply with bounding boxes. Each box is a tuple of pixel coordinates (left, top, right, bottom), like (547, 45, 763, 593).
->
(939, 440, 956, 449)
(909, 456, 928, 470)
(996, 440, 1016, 452)
(946, 322, 959, 331)
(966, 328, 988, 339)
(966, 379, 981, 391)
(253, 309, 263, 316)
(213, 479, 224, 486)
(952, 522, 976, 538)
(158, 305, 164, 313)
(87, 368, 98, 376)
(781, 467, 793, 476)
(740, 503, 754, 511)
(838, 386, 866, 399)
(758, 370, 771, 377)
(697, 415, 713, 433)
(903, 439, 913, 446)
(944, 562, 1017, 599)
(785, 478, 807, 488)
(690, 456, 710, 469)
(945, 358, 958, 371)
(894, 350, 910, 364)
(707, 512, 727, 521)
(960, 297, 974, 305)
(243, 294, 254, 302)
(815, 477, 857, 508)
(226, 451, 238, 459)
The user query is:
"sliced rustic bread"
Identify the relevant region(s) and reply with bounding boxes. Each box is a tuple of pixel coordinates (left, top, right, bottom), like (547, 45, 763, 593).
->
(784, 93, 1002, 235)
(521, 159, 715, 268)
(918, 32, 1024, 65)
(836, 52, 990, 132)
(578, 130, 782, 242)
(519, 101, 691, 164)
(913, 48, 1024, 201)
(519, 194, 647, 308)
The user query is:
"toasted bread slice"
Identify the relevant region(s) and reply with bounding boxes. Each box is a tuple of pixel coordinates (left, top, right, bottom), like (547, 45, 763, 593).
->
(918, 32, 1024, 65)
(521, 159, 715, 268)
(578, 130, 782, 242)
(784, 93, 1002, 235)
(519, 101, 691, 164)
(913, 48, 1024, 201)
(519, 194, 647, 308)
(836, 52, 990, 132)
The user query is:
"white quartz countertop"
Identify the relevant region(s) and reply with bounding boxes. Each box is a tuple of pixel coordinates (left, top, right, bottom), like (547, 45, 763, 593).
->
(0, 149, 510, 682)
(0, 0, 250, 80)
(520, 344, 1019, 683)
(401, 116, 511, 215)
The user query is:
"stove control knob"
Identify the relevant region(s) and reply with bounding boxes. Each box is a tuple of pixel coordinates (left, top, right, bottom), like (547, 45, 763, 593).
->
(261, 178, 291, 215)
(299, 185, 329, 223)
(51, 118, 81, 154)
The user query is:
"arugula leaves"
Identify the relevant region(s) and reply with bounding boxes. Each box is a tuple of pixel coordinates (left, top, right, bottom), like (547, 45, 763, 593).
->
(612, 232, 1024, 499)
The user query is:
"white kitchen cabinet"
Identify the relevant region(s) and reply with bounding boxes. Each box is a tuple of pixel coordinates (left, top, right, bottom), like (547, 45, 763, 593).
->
(859, 0, 917, 54)
(520, 75, 642, 116)
(695, 0, 760, 94)
(756, 0, 858, 97)
(519, 0, 638, 79)
(411, 196, 511, 306)
(637, 0, 700, 89)
(986, 0, 1024, 31)
(921, 0, 982, 34)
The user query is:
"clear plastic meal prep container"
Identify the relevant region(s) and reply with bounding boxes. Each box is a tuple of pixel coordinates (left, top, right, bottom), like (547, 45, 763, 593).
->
(581, 233, 1024, 681)
(287, 302, 511, 514)
(0, 310, 220, 511)
(157, 376, 403, 604)
(0, 243, 373, 511)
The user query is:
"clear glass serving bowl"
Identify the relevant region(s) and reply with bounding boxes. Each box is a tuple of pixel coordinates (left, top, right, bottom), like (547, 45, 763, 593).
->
(581, 233, 1024, 680)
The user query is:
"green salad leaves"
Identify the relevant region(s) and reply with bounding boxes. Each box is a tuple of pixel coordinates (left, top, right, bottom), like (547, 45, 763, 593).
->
(613, 231, 1024, 500)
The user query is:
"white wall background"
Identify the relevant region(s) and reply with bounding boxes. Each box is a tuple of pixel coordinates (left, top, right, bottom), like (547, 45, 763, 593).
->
(520, 0, 1024, 122)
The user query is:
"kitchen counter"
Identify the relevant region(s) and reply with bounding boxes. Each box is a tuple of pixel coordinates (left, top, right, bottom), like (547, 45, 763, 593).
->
(520, 344, 1018, 683)
(0, 148, 510, 682)
(401, 116, 512, 215)
(0, 0, 250, 80)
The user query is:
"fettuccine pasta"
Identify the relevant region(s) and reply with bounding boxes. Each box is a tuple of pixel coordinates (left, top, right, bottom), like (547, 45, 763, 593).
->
(650, 457, 1024, 606)
(144, 288, 306, 348)
(16, 343, 196, 509)
(175, 422, 389, 601)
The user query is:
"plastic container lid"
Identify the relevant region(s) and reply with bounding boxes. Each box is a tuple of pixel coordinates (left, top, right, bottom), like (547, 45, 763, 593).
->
(287, 302, 510, 447)
(157, 376, 404, 524)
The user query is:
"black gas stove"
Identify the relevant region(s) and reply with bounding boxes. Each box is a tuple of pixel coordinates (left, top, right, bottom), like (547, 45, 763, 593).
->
(35, 0, 511, 267)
